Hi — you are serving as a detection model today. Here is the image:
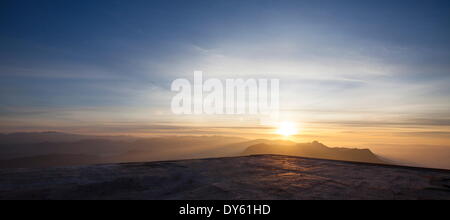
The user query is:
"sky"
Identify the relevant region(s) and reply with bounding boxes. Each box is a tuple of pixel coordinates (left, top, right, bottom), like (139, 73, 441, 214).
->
(1, 0, 450, 147)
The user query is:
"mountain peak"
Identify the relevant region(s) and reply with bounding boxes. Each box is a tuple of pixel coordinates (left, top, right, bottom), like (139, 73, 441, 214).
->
(242, 141, 386, 165)
(311, 141, 326, 147)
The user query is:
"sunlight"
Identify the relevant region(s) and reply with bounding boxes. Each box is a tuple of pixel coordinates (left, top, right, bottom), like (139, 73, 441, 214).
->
(276, 121, 299, 137)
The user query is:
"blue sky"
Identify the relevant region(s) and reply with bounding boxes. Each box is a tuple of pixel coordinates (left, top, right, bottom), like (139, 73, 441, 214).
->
(1, 0, 450, 143)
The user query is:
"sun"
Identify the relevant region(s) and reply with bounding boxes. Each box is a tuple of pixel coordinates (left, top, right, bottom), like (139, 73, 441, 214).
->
(276, 121, 299, 137)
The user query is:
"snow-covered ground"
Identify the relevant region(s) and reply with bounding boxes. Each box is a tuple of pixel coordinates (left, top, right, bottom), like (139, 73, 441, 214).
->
(0, 155, 449, 200)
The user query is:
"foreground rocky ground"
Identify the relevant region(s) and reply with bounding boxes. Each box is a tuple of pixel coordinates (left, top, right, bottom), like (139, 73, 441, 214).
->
(0, 155, 449, 200)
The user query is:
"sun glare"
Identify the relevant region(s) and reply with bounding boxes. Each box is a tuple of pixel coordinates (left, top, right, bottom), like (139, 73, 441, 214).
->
(276, 121, 299, 137)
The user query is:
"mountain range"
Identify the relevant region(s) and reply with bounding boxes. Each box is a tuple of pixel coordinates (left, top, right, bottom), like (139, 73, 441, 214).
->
(0, 132, 385, 168)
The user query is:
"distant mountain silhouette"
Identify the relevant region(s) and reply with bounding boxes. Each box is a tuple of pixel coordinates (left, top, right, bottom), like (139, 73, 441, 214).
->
(0, 139, 130, 160)
(242, 141, 386, 164)
(193, 139, 297, 158)
(0, 131, 133, 145)
(0, 133, 248, 168)
(0, 132, 386, 168)
(108, 136, 248, 163)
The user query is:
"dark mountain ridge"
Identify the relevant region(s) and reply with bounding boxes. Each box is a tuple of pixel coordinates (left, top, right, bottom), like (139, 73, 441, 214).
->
(242, 141, 385, 164)
(0, 132, 385, 168)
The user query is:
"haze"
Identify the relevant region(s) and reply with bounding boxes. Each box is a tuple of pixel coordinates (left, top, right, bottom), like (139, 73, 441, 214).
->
(1, 0, 450, 170)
